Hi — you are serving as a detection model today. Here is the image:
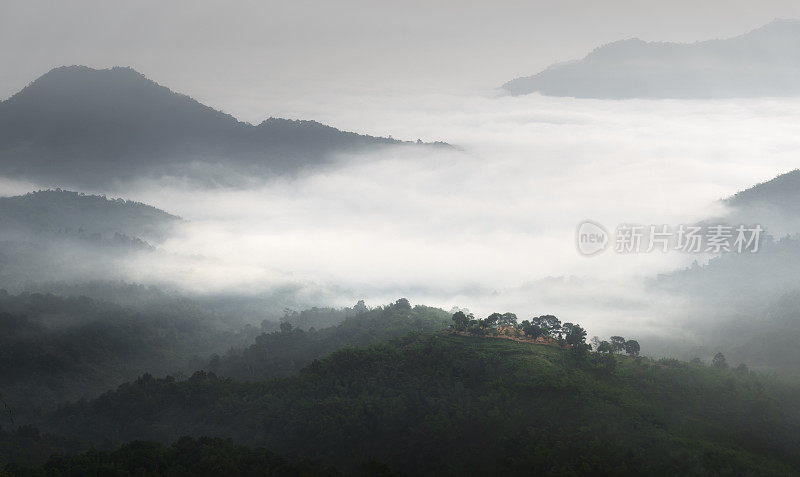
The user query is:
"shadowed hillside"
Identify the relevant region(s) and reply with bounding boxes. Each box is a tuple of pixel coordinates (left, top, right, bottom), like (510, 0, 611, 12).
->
(4, 333, 799, 475)
(0, 189, 179, 243)
(0, 66, 444, 187)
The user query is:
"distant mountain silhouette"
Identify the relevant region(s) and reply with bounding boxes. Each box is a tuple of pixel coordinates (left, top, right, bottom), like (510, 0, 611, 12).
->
(0, 189, 178, 243)
(726, 169, 800, 215)
(0, 189, 180, 287)
(503, 19, 800, 98)
(0, 66, 441, 186)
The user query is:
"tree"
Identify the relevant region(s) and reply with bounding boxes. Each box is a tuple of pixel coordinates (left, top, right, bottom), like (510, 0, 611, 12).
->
(498, 313, 518, 326)
(279, 321, 293, 333)
(569, 343, 591, 360)
(712, 352, 728, 369)
(610, 336, 626, 354)
(597, 341, 613, 354)
(521, 320, 543, 340)
(563, 323, 587, 347)
(395, 298, 412, 311)
(451, 311, 470, 331)
(532, 315, 561, 337)
(354, 300, 368, 314)
(624, 340, 640, 357)
(591, 336, 601, 350)
(593, 353, 617, 374)
(735, 363, 749, 374)
(484, 313, 500, 329)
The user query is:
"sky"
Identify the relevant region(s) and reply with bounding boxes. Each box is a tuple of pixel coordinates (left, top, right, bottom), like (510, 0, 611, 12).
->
(4, 0, 800, 122)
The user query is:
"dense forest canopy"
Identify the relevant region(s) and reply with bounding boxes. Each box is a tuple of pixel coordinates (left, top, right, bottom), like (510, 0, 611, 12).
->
(4, 333, 799, 475)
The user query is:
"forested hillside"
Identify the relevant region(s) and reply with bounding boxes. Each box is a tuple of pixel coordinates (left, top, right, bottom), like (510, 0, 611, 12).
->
(208, 299, 450, 379)
(0, 291, 260, 419)
(0, 190, 179, 243)
(4, 333, 799, 475)
(0, 294, 448, 425)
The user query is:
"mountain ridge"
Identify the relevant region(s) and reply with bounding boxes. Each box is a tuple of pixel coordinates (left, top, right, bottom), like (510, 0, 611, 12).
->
(0, 66, 444, 187)
(0, 188, 179, 243)
(503, 19, 800, 98)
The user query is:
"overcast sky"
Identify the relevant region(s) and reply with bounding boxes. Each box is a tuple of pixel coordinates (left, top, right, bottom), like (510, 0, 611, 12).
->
(4, 0, 800, 122)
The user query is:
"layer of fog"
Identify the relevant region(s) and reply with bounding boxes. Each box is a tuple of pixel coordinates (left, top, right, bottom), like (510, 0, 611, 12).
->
(61, 93, 800, 340)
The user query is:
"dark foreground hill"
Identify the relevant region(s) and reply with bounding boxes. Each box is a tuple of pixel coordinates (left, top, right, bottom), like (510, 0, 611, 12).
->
(5, 334, 799, 475)
(503, 19, 800, 99)
(0, 66, 443, 187)
(0, 296, 447, 426)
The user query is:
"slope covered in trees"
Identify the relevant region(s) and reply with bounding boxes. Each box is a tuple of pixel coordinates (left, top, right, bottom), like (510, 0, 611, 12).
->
(0, 189, 179, 243)
(0, 189, 183, 287)
(0, 291, 261, 421)
(725, 169, 800, 217)
(0, 294, 448, 425)
(207, 299, 451, 380)
(4, 437, 321, 477)
(5, 333, 799, 475)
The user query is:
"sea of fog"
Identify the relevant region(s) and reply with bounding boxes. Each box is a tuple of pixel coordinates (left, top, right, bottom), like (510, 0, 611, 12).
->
(7, 92, 800, 338)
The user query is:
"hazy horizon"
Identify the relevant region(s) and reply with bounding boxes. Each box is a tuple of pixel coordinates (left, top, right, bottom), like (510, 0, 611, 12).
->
(5, 1, 800, 122)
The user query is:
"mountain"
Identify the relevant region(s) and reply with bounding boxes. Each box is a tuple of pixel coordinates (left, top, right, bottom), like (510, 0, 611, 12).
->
(0, 189, 179, 243)
(0, 66, 436, 187)
(647, 169, 800, 379)
(726, 169, 800, 216)
(6, 334, 800, 474)
(0, 189, 181, 288)
(503, 19, 800, 98)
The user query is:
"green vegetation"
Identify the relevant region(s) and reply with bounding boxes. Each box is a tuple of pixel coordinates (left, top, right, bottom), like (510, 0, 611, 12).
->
(0, 293, 448, 425)
(0, 291, 262, 419)
(207, 299, 450, 380)
(6, 333, 799, 475)
(6, 437, 320, 477)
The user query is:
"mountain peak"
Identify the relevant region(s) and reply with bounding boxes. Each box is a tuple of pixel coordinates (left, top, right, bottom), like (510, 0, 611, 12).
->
(0, 66, 430, 187)
(8, 65, 168, 103)
(2, 65, 237, 126)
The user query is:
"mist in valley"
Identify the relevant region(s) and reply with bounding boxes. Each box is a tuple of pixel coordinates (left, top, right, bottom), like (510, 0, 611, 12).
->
(13, 93, 798, 345)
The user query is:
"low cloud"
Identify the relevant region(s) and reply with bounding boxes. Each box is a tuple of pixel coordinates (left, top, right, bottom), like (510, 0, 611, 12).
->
(57, 93, 799, 338)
